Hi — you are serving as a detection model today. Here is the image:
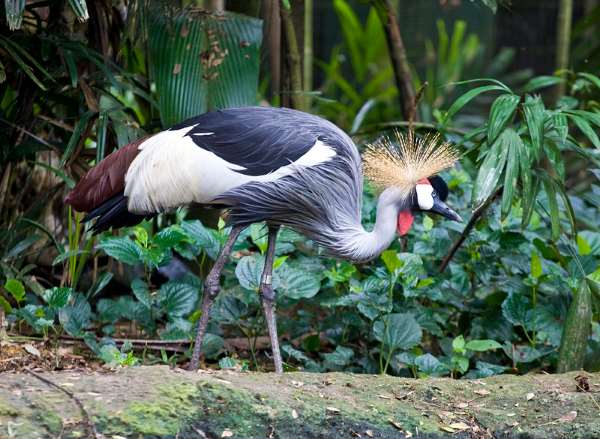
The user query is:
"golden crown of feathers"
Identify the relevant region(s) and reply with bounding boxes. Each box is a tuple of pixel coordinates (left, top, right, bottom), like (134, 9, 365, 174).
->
(362, 130, 459, 195)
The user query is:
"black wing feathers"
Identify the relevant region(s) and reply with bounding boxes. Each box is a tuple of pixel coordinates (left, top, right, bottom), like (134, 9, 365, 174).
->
(170, 107, 323, 176)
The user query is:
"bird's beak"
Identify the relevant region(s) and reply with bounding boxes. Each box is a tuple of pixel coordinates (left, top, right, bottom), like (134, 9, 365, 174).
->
(430, 198, 462, 222)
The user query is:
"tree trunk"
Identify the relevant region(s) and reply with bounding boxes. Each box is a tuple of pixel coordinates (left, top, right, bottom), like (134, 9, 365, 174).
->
(262, 0, 282, 103)
(303, 0, 313, 105)
(372, 0, 416, 121)
(280, 1, 304, 110)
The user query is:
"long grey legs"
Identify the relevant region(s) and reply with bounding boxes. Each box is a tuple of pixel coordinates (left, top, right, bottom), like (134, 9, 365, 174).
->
(260, 225, 283, 373)
(189, 225, 245, 371)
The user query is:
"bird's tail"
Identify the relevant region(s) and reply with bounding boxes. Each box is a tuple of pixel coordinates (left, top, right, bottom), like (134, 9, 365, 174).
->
(82, 192, 150, 233)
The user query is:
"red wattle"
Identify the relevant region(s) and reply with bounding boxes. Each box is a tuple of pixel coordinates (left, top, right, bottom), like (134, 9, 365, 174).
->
(397, 210, 414, 236)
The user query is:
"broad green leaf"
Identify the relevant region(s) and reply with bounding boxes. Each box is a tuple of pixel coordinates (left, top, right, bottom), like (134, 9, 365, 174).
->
(452, 335, 466, 353)
(180, 220, 221, 260)
(501, 292, 532, 329)
(202, 333, 224, 359)
(131, 278, 153, 309)
(218, 357, 238, 370)
(414, 353, 449, 376)
(465, 339, 502, 352)
(154, 225, 189, 249)
(249, 223, 268, 254)
(472, 129, 512, 207)
(522, 75, 562, 92)
(322, 346, 354, 370)
(148, 11, 262, 127)
(569, 114, 600, 149)
(4, 278, 25, 303)
(98, 236, 142, 266)
(0, 296, 12, 313)
(487, 94, 520, 144)
(542, 177, 560, 240)
(5, 0, 25, 30)
(522, 95, 545, 158)
(276, 264, 321, 299)
(531, 251, 543, 278)
(381, 250, 402, 274)
(577, 72, 600, 89)
(579, 231, 600, 255)
(235, 255, 263, 291)
(373, 313, 422, 351)
(68, 0, 89, 21)
(470, 361, 507, 378)
(87, 272, 113, 299)
(444, 84, 506, 123)
(158, 281, 199, 317)
(59, 294, 92, 337)
(501, 131, 522, 217)
(43, 287, 72, 309)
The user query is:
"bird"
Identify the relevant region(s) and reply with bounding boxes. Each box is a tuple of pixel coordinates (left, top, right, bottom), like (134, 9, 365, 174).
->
(65, 106, 461, 373)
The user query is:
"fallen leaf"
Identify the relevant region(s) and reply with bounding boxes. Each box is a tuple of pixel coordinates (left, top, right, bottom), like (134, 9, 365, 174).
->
(440, 426, 456, 433)
(558, 411, 577, 423)
(388, 419, 402, 430)
(474, 389, 490, 396)
(221, 429, 234, 438)
(506, 413, 516, 417)
(456, 402, 469, 409)
(23, 345, 40, 358)
(365, 430, 374, 438)
(526, 392, 535, 401)
(291, 409, 298, 419)
(291, 380, 304, 388)
(449, 422, 469, 431)
(326, 407, 340, 415)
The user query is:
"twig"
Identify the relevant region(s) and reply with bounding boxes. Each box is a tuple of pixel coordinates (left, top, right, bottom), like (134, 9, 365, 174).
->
(576, 383, 600, 413)
(25, 368, 99, 438)
(439, 187, 502, 273)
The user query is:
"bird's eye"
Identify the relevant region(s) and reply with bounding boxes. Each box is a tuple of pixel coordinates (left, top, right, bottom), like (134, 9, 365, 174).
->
(431, 190, 437, 198)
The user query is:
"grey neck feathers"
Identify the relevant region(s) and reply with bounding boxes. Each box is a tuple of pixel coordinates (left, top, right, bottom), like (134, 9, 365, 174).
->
(336, 187, 404, 263)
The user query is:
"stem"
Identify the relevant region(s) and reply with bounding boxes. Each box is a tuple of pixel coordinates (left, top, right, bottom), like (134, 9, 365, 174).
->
(555, 0, 573, 100)
(372, 0, 416, 121)
(280, 0, 304, 110)
(439, 188, 502, 273)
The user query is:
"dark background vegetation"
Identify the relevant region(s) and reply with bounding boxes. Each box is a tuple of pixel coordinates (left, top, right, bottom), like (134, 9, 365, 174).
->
(0, 0, 599, 378)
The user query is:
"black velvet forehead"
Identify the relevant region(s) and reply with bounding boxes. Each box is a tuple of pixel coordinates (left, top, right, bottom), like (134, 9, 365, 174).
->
(429, 175, 448, 201)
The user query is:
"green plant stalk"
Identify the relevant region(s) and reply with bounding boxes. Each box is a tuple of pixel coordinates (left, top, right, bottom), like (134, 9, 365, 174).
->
(557, 280, 592, 372)
(555, 0, 573, 99)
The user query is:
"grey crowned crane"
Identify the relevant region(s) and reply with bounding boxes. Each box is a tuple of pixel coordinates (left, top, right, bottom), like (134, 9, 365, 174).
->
(65, 106, 461, 373)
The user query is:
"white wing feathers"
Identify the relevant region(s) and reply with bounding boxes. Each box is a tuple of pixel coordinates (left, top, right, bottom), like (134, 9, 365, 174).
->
(124, 126, 336, 214)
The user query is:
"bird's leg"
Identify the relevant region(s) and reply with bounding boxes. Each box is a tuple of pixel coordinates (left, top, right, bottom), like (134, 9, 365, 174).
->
(189, 225, 245, 371)
(260, 225, 283, 373)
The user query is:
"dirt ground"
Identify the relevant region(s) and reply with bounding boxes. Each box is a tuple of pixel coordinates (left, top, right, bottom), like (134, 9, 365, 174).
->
(0, 355, 600, 439)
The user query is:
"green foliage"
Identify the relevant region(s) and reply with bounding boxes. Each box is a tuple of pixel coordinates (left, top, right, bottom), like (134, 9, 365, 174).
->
(148, 10, 262, 127)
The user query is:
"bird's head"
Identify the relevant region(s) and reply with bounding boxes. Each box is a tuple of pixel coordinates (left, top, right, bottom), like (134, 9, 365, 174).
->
(363, 131, 461, 236)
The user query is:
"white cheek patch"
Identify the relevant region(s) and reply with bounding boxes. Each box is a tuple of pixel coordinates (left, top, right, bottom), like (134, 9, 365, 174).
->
(416, 184, 434, 210)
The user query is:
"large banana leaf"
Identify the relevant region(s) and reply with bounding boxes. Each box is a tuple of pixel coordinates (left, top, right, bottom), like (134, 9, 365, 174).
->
(148, 10, 262, 128)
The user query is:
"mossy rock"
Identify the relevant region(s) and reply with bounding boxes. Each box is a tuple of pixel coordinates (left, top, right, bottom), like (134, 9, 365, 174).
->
(0, 366, 599, 438)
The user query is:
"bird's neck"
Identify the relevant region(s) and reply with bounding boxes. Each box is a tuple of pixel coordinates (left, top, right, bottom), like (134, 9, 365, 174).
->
(341, 188, 403, 262)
